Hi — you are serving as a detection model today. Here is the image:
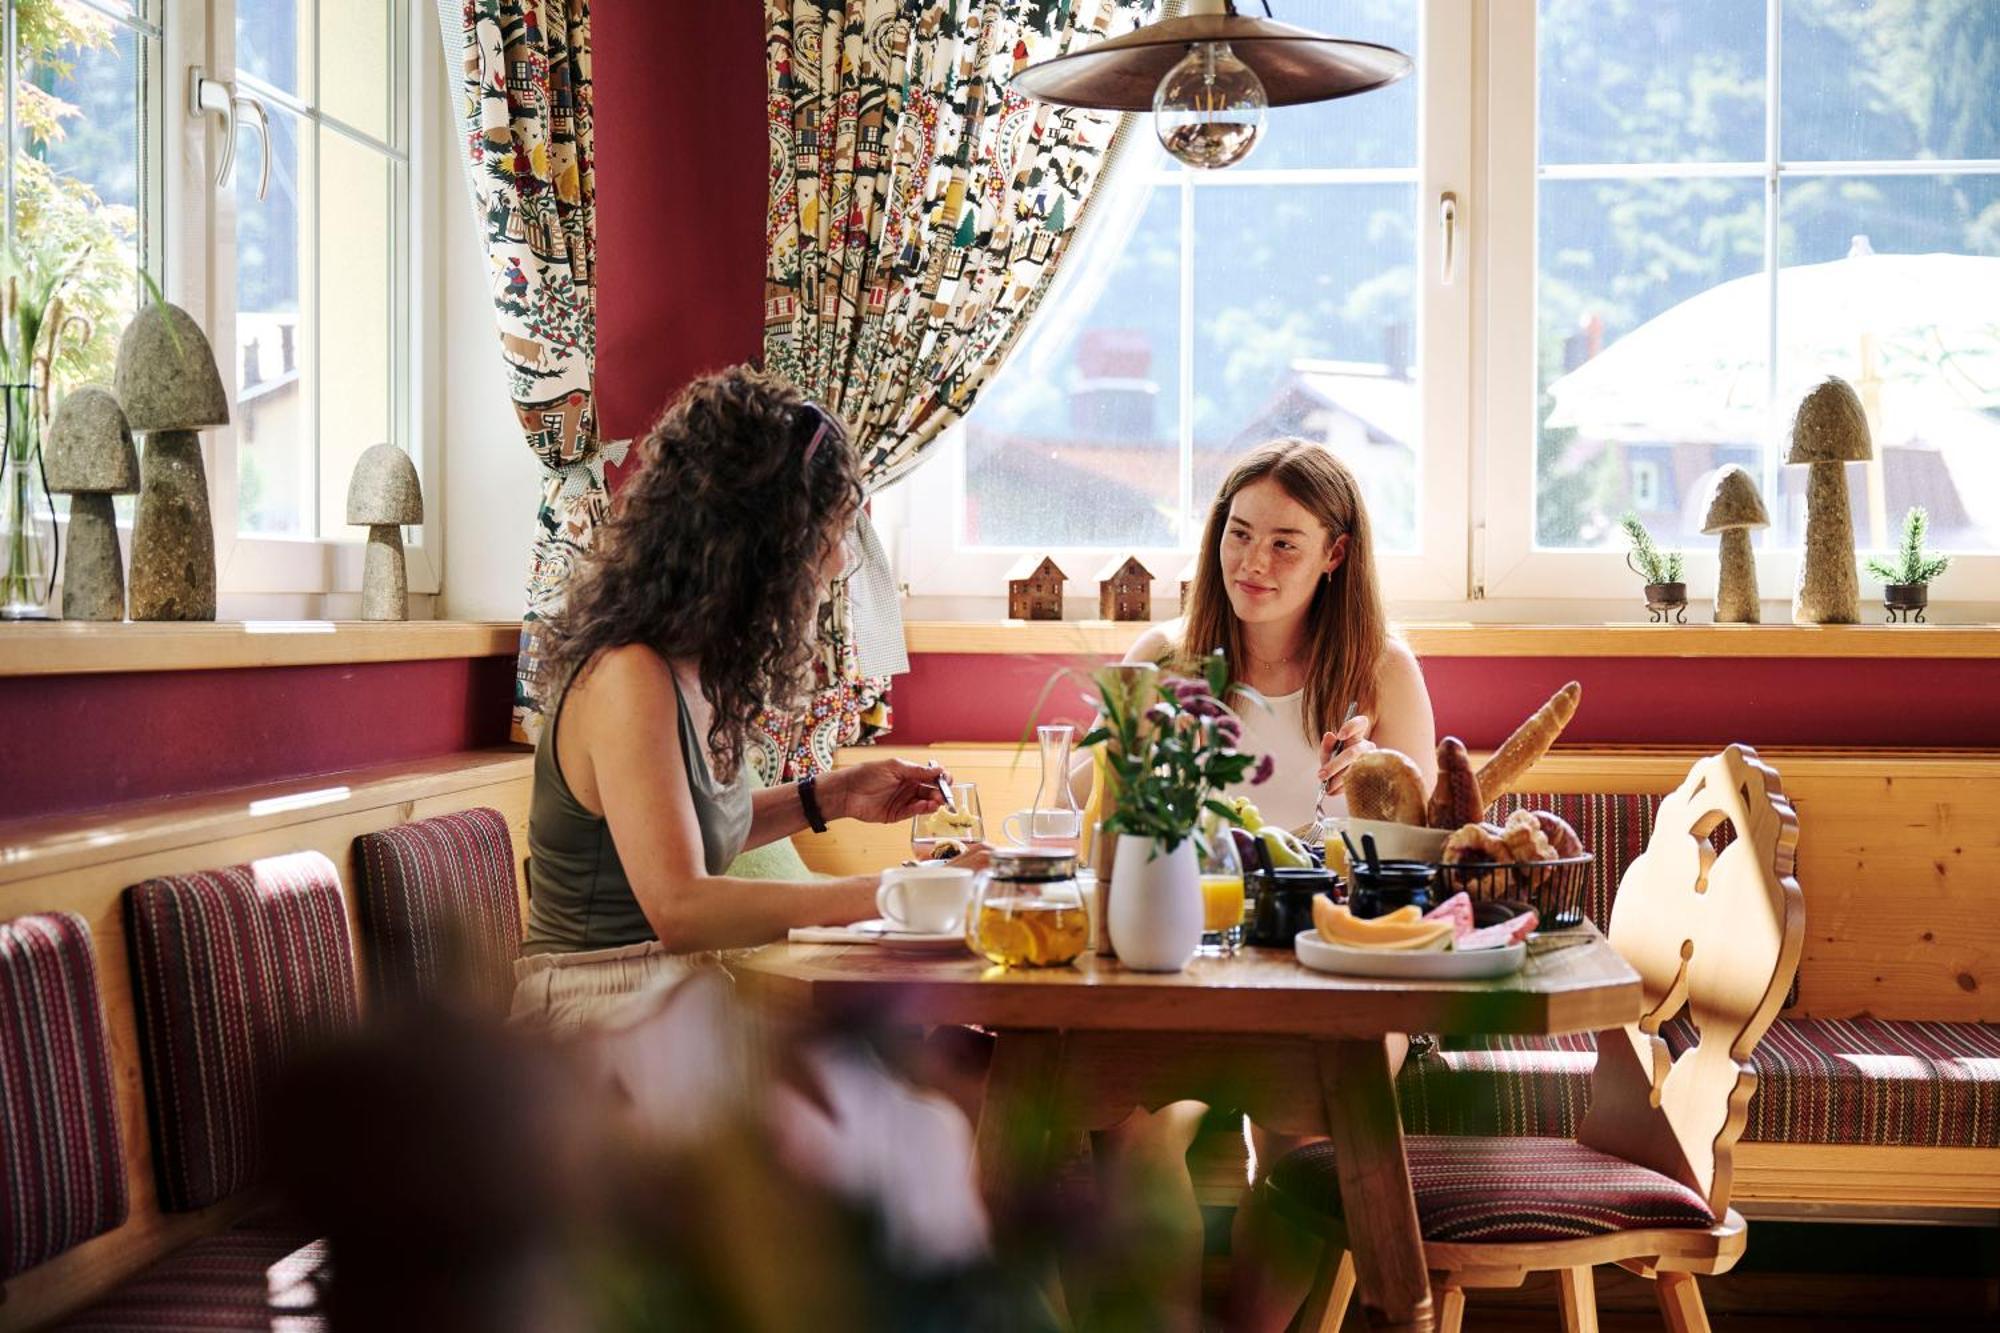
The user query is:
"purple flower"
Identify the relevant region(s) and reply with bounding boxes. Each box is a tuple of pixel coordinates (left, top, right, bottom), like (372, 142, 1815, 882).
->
(1213, 715, 1243, 746)
(1249, 753, 1275, 786)
(1185, 696, 1225, 719)
(1172, 678, 1212, 704)
(1146, 701, 1176, 727)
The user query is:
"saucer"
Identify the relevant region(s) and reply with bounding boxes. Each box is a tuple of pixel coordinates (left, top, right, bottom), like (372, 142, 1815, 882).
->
(852, 918, 970, 954)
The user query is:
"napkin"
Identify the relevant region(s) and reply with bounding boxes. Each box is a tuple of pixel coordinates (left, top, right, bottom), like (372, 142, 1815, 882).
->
(787, 925, 879, 945)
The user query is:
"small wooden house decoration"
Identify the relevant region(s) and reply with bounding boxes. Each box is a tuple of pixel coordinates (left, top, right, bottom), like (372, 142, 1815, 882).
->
(1007, 555, 1066, 621)
(1178, 555, 1199, 610)
(1096, 555, 1154, 622)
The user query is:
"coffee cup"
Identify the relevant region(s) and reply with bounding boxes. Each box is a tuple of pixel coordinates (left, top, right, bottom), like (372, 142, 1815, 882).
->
(877, 865, 974, 934)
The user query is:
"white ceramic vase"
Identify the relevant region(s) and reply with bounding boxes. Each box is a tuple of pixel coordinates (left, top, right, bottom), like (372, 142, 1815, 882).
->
(1106, 833, 1202, 972)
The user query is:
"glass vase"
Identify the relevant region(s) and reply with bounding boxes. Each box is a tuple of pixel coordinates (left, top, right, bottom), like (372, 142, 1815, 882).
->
(0, 382, 55, 620)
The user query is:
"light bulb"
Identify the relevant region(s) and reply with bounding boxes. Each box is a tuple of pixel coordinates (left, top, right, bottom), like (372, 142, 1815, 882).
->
(1152, 42, 1267, 169)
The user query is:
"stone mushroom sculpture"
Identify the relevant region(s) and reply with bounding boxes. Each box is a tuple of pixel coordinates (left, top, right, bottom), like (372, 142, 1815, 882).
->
(45, 386, 138, 621)
(347, 443, 422, 620)
(1787, 376, 1872, 625)
(117, 302, 228, 621)
(1701, 464, 1770, 624)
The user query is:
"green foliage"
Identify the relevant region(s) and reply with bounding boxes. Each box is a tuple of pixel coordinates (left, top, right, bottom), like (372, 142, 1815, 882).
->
(1082, 651, 1261, 854)
(9, 0, 137, 398)
(1866, 505, 1952, 586)
(1619, 512, 1683, 585)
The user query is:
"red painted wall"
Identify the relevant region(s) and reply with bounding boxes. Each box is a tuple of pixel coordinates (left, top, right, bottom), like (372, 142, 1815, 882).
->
(886, 652, 2000, 750)
(593, 2, 767, 445)
(0, 657, 516, 822)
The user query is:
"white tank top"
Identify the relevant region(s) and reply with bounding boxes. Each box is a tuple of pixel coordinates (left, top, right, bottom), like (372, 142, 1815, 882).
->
(1226, 687, 1346, 835)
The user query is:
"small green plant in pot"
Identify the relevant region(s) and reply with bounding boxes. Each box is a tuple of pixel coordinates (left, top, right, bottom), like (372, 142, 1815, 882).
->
(1620, 512, 1686, 623)
(1866, 506, 1949, 623)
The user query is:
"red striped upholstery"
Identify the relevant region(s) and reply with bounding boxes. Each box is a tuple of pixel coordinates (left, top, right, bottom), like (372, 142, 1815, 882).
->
(52, 1222, 327, 1331)
(352, 808, 522, 1011)
(0, 912, 127, 1278)
(1668, 1015, 2000, 1148)
(125, 852, 359, 1212)
(1396, 1032, 1599, 1139)
(1269, 1136, 1716, 1243)
(1485, 791, 1659, 928)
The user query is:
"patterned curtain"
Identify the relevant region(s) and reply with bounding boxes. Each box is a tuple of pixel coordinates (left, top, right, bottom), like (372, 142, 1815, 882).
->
(440, 0, 619, 742)
(756, 0, 1154, 781)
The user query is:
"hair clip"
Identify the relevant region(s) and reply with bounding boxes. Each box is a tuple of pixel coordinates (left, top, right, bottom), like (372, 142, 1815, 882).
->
(801, 401, 833, 468)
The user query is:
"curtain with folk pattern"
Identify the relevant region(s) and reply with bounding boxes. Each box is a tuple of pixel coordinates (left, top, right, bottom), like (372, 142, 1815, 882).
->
(756, 0, 1152, 781)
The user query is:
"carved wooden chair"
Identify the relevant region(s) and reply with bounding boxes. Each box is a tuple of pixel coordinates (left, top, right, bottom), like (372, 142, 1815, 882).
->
(1261, 743, 1804, 1333)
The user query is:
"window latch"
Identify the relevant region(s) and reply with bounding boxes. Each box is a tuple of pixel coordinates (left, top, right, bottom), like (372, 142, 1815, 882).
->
(1439, 190, 1458, 286)
(189, 68, 271, 201)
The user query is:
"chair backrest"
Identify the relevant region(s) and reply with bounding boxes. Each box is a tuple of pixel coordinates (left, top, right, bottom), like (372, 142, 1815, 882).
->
(352, 807, 523, 1013)
(0, 912, 128, 1278)
(1577, 744, 1804, 1216)
(126, 851, 360, 1211)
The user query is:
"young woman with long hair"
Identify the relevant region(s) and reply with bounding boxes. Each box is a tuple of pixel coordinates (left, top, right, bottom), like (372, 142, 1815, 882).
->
(1090, 438, 1439, 1330)
(1130, 436, 1437, 826)
(513, 367, 975, 1028)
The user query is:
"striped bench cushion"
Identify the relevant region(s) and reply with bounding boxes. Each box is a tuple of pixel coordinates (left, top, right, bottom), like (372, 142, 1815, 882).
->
(1401, 1017, 2000, 1149)
(1669, 1016, 2000, 1148)
(126, 852, 360, 1212)
(353, 808, 522, 1011)
(1270, 1135, 1715, 1243)
(0, 912, 127, 1278)
(1396, 1032, 1599, 1139)
(52, 1222, 327, 1331)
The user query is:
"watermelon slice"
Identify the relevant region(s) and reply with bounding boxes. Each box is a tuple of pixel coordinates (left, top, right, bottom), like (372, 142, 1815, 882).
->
(1422, 891, 1475, 941)
(1455, 908, 1540, 952)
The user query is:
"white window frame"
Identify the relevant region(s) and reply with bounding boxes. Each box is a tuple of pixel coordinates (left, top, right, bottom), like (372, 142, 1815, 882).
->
(894, 1, 2000, 614)
(164, 0, 440, 609)
(891, 1, 1470, 610)
(1479, 0, 2000, 604)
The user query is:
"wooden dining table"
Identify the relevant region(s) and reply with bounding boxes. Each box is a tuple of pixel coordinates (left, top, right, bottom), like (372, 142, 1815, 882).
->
(738, 926, 1642, 1332)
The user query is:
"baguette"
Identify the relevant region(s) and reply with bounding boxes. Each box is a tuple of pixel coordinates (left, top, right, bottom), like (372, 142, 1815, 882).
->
(1474, 681, 1582, 808)
(1346, 749, 1427, 825)
(1426, 736, 1483, 830)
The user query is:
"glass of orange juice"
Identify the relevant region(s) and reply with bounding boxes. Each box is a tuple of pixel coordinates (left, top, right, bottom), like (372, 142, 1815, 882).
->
(1197, 823, 1245, 955)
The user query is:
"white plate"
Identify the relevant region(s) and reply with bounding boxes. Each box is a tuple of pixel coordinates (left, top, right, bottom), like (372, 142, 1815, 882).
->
(1293, 929, 1527, 979)
(852, 918, 971, 955)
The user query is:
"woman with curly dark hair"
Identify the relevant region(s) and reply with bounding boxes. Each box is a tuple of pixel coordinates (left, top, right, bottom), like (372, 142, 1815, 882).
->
(513, 366, 968, 1026)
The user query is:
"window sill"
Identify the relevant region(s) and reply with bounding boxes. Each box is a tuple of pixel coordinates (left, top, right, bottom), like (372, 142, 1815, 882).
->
(900, 619, 2000, 659)
(0, 620, 520, 677)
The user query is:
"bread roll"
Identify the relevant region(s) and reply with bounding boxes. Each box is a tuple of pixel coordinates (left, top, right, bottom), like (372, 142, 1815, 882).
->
(1346, 749, 1427, 825)
(1426, 736, 1483, 830)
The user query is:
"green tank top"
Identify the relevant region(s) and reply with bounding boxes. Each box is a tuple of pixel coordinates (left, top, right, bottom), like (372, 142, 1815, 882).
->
(521, 660, 754, 955)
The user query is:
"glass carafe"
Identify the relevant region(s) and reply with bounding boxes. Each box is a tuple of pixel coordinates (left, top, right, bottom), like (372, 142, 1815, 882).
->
(1011, 723, 1083, 851)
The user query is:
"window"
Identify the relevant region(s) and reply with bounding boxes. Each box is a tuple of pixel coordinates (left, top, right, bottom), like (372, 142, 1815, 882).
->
(894, 0, 1470, 604)
(4, 0, 162, 520)
(894, 1, 2000, 609)
(5, 0, 436, 608)
(1486, 0, 2000, 600)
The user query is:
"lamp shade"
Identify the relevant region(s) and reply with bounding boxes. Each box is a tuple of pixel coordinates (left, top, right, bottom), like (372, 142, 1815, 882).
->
(1013, 12, 1410, 112)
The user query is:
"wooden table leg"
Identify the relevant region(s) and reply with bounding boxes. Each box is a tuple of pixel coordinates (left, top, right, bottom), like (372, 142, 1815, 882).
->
(1316, 1038, 1434, 1332)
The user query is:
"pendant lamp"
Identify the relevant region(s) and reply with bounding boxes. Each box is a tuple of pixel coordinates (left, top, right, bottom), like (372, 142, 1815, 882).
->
(1013, 0, 1412, 169)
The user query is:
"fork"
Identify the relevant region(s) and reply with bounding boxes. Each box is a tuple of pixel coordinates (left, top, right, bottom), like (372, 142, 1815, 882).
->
(1313, 699, 1362, 833)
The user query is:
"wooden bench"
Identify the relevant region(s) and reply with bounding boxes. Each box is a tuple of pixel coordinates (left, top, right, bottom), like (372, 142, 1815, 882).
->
(796, 744, 2000, 1219)
(0, 749, 533, 1330)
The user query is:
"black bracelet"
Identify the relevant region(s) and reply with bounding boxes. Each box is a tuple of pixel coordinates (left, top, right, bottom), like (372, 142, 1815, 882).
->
(797, 774, 829, 834)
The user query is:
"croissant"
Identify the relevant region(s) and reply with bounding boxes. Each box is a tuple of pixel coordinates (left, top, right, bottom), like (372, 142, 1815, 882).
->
(1531, 810, 1584, 858)
(1501, 808, 1558, 862)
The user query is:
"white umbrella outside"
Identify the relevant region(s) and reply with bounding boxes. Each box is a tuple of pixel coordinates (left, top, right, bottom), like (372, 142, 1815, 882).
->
(1545, 239, 2000, 546)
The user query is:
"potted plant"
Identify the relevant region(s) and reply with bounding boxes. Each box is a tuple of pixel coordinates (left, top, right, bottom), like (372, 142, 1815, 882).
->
(1866, 506, 1949, 623)
(1082, 651, 1268, 971)
(1620, 512, 1686, 623)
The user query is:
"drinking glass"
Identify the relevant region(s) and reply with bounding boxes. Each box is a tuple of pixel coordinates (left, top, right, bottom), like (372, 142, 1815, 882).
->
(911, 782, 983, 860)
(1198, 821, 1246, 955)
